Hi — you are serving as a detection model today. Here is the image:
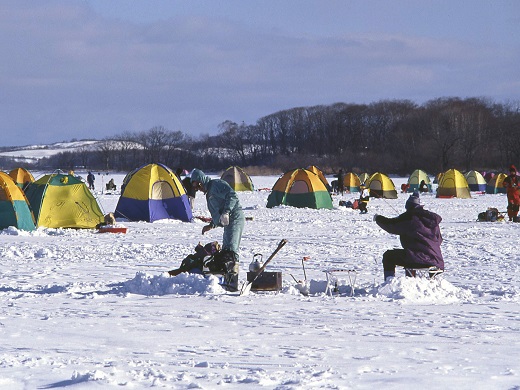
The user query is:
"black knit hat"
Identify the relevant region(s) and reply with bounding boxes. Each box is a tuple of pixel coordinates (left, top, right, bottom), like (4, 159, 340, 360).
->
(405, 191, 422, 210)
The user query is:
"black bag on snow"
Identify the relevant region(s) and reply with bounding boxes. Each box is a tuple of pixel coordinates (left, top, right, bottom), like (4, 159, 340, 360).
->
(169, 241, 221, 275)
(478, 208, 499, 222)
(203, 249, 238, 274)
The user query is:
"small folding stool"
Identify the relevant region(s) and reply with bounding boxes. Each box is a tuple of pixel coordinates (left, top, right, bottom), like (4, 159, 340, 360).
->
(323, 268, 357, 297)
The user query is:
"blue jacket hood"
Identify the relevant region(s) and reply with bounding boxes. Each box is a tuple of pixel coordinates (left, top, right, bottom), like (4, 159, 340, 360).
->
(191, 169, 211, 188)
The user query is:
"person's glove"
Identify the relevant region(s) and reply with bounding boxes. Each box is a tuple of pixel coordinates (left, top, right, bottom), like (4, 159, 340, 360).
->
(220, 213, 230, 226)
(373, 214, 379, 222)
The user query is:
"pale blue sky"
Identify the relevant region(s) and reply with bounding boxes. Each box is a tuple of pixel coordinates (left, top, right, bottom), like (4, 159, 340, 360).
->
(1, 0, 518, 146)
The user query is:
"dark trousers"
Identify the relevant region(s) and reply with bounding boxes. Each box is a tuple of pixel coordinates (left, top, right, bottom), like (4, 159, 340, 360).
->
(507, 202, 519, 220)
(382, 249, 430, 278)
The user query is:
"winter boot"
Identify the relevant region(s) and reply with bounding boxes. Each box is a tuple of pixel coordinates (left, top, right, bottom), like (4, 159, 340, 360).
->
(384, 270, 395, 281)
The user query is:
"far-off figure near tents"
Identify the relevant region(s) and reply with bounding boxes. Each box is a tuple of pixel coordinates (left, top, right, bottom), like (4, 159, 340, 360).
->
(503, 165, 520, 221)
(87, 171, 95, 190)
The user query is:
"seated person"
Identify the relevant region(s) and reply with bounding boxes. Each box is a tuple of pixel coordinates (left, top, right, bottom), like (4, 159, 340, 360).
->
(106, 178, 117, 191)
(373, 192, 444, 280)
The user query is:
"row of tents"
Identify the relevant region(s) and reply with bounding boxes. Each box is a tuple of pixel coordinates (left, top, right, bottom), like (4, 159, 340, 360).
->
(0, 164, 256, 231)
(0, 170, 106, 232)
(266, 167, 399, 210)
(0, 165, 512, 231)
(265, 167, 512, 209)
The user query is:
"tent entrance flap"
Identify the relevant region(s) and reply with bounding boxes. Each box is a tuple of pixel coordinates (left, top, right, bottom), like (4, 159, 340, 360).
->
(151, 181, 175, 199)
(290, 180, 310, 194)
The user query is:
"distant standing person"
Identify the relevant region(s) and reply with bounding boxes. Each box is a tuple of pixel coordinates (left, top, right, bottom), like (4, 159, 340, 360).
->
(503, 165, 520, 221)
(336, 169, 345, 195)
(87, 171, 95, 190)
(358, 184, 370, 213)
(182, 175, 196, 210)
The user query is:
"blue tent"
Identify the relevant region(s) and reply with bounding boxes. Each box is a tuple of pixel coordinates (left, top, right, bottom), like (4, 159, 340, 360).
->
(115, 163, 192, 222)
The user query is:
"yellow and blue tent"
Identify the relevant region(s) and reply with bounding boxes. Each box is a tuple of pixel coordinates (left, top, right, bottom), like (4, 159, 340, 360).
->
(25, 172, 104, 228)
(115, 163, 192, 222)
(486, 173, 507, 194)
(221, 166, 254, 191)
(0, 172, 35, 231)
(366, 172, 398, 199)
(436, 169, 471, 198)
(407, 169, 432, 193)
(465, 170, 487, 192)
(267, 168, 333, 209)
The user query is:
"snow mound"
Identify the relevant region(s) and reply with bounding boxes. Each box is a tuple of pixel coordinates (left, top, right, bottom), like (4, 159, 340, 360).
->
(71, 370, 108, 383)
(377, 276, 473, 304)
(121, 272, 225, 296)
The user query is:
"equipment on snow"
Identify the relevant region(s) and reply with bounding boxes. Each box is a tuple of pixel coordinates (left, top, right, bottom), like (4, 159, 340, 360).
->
(292, 256, 311, 296)
(246, 271, 282, 292)
(240, 239, 287, 295)
(249, 254, 264, 272)
(477, 208, 505, 222)
(168, 241, 221, 276)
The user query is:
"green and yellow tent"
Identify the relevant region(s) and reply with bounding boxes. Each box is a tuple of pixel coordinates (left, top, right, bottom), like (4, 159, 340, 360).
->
(358, 172, 370, 184)
(0, 172, 36, 231)
(25, 172, 104, 228)
(436, 169, 471, 198)
(407, 169, 432, 193)
(267, 168, 333, 209)
(343, 172, 361, 193)
(221, 166, 254, 191)
(366, 172, 398, 199)
(306, 165, 331, 192)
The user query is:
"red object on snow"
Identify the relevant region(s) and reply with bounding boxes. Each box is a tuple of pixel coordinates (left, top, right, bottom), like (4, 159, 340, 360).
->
(98, 226, 128, 234)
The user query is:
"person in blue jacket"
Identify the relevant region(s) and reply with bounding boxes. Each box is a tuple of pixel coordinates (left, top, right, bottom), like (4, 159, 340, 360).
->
(373, 191, 444, 281)
(190, 169, 245, 287)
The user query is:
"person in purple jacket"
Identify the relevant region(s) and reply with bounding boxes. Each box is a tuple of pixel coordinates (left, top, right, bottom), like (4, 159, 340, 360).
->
(373, 191, 444, 281)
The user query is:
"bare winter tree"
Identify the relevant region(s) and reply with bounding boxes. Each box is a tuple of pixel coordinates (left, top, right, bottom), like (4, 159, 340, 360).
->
(138, 126, 171, 164)
(218, 120, 249, 166)
(112, 132, 142, 171)
(97, 140, 117, 170)
(24, 97, 519, 175)
(424, 98, 464, 172)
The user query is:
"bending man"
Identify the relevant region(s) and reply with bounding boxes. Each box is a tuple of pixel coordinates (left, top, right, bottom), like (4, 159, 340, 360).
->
(191, 169, 245, 286)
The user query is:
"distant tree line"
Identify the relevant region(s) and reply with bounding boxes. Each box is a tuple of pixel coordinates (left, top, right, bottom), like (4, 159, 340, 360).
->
(7, 97, 520, 175)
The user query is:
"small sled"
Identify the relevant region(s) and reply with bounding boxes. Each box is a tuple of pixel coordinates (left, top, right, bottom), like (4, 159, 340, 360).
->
(97, 226, 128, 234)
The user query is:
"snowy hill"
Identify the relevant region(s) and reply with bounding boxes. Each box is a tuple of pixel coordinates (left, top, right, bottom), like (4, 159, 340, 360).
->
(0, 140, 102, 164)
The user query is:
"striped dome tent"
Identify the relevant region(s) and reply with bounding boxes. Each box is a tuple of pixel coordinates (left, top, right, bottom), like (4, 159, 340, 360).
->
(267, 168, 333, 209)
(115, 163, 192, 222)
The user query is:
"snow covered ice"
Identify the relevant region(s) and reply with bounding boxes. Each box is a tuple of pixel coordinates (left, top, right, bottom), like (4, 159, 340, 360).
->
(1, 174, 519, 389)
